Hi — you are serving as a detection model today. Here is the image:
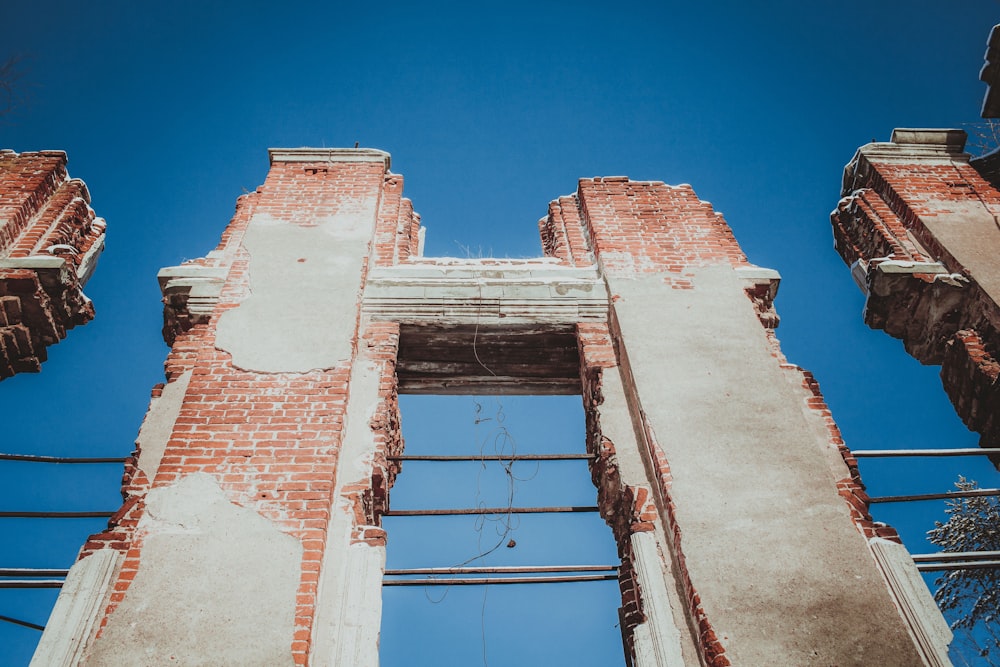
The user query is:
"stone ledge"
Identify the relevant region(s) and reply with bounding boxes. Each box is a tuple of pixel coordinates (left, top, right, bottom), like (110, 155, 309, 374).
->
(267, 147, 391, 170)
(363, 263, 607, 325)
(158, 265, 228, 345)
(734, 266, 780, 297)
(847, 129, 970, 169)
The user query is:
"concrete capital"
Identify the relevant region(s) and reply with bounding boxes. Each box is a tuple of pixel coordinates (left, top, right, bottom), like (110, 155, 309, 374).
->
(267, 147, 391, 171)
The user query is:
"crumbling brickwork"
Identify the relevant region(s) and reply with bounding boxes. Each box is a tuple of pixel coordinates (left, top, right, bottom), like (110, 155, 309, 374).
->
(36, 148, 941, 667)
(832, 129, 1000, 462)
(71, 150, 407, 666)
(542, 177, 750, 287)
(0, 150, 105, 378)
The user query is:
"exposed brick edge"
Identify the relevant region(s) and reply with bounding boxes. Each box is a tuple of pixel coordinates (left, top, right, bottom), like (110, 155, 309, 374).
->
(832, 188, 930, 267)
(372, 172, 421, 267)
(345, 321, 404, 547)
(0, 151, 70, 252)
(578, 329, 646, 663)
(579, 322, 731, 667)
(539, 195, 595, 267)
(791, 366, 902, 542)
(943, 329, 1000, 465)
(6, 178, 104, 264)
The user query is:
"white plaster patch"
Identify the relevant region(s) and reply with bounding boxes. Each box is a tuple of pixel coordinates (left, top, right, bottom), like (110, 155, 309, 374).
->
(135, 370, 192, 481)
(216, 209, 375, 373)
(83, 474, 302, 666)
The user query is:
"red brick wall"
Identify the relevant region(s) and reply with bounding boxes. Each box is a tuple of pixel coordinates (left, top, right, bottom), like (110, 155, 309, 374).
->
(833, 156, 1000, 271)
(84, 156, 402, 665)
(542, 178, 750, 289)
(373, 172, 420, 267)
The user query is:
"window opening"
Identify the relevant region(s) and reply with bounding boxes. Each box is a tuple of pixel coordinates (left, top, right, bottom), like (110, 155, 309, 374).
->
(379, 394, 626, 667)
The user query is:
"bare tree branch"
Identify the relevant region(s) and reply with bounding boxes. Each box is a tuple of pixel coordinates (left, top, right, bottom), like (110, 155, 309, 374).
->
(928, 477, 1000, 664)
(964, 120, 1000, 158)
(0, 54, 29, 120)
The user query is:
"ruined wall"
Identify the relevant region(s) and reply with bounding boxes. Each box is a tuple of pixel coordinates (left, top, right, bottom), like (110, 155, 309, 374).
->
(36, 149, 946, 666)
(543, 179, 938, 666)
(0, 150, 105, 378)
(832, 129, 1000, 462)
(34, 149, 408, 666)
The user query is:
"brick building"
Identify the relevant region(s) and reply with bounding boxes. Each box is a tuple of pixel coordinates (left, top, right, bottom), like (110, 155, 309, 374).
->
(0, 150, 105, 379)
(34, 148, 948, 665)
(832, 128, 1000, 467)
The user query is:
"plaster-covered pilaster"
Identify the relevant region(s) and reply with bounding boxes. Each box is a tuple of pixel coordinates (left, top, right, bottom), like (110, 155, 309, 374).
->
(30, 550, 121, 667)
(310, 336, 387, 666)
(84, 474, 302, 666)
(608, 265, 927, 665)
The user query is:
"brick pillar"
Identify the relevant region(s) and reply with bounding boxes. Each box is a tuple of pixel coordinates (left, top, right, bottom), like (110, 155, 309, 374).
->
(543, 178, 939, 665)
(833, 128, 1000, 462)
(35, 149, 407, 666)
(0, 150, 105, 378)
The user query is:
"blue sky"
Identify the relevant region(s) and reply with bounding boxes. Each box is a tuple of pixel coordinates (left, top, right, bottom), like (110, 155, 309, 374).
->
(1, 2, 999, 665)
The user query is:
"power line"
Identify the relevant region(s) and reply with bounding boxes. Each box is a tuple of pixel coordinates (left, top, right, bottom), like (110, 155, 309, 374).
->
(383, 506, 599, 516)
(0, 511, 114, 518)
(868, 488, 1000, 504)
(0, 614, 44, 631)
(852, 448, 1000, 458)
(0, 453, 125, 464)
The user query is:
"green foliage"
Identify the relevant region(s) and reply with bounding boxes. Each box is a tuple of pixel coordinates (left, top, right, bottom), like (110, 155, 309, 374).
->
(927, 477, 1000, 662)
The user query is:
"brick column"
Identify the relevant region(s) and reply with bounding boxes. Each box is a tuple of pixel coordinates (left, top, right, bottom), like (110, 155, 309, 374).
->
(543, 177, 936, 665)
(36, 149, 401, 666)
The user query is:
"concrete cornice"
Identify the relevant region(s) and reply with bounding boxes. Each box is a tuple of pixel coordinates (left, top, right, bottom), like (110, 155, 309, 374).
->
(157, 264, 229, 345)
(842, 129, 971, 195)
(856, 129, 969, 163)
(0, 256, 69, 271)
(267, 148, 391, 170)
(363, 262, 607, 325)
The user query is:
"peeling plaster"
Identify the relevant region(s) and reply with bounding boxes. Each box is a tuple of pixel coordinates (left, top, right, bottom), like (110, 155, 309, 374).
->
(216, 210, 374, 373)
(135, 370, 192, 481)
(84, 474, 301, 666)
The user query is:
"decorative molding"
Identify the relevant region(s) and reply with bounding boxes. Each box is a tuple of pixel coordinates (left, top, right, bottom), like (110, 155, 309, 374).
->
(267, 147, 391, 170)
(157, 265, 228, 345)
(30, 550, 123, 667)
(363, 261, 607, 325)
(869, 537, 953, 667)
(630, 531, 687, 667)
